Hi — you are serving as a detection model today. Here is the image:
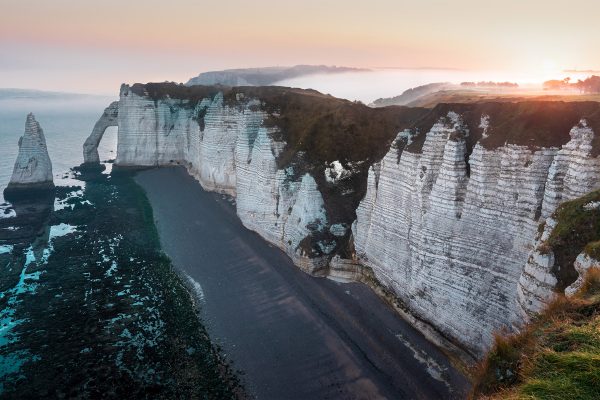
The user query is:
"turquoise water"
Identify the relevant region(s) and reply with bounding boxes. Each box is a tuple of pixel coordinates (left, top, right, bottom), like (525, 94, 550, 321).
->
(0, 93, 242, 396)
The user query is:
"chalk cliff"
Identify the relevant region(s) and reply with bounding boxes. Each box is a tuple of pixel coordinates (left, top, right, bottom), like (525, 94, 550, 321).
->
(518, 184, 600, 320)
(4, 113, 54, 198)
(353, 104, 600, 356)
(83, 101, 119, 165)
(106, 83, 422, 271)
(89, 83, 600, 358)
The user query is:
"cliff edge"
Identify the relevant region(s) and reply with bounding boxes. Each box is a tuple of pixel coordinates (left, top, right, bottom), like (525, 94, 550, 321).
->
(86, 82, 600, 361)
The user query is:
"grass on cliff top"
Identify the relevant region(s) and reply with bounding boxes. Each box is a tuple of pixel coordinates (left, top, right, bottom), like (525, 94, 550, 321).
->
(546, 189, 600, 290)
(130, 82, 428, 165)
(405, 89, 600, 109)
(406, 101, 600, 155)
(129, 82, 429, 228)
(471, 269, 600, 400)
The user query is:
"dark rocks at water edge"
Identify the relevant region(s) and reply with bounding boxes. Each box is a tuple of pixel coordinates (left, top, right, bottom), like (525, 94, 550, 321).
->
(95, 82, 600, 360)
(0, 169, 244, 398)
(3, 113, 54, 201)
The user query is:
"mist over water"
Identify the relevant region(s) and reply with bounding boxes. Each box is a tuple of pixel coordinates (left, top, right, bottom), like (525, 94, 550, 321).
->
(276, 68, 529, 103)
(0, 65, 587, 201)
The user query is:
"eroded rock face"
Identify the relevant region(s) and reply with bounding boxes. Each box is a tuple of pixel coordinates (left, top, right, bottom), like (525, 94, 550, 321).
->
(353, 114, 600, 356)
(105, 83, 600, 358)
(113, 85, 331, 270)
(565, 252, 600, 297)
(4, 113, 54, 197)
(83, 101, 119, 165)
(517, 122, 600, 318)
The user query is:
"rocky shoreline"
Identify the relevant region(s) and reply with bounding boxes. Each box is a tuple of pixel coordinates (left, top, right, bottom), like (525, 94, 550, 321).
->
(0, 167, 244, 398)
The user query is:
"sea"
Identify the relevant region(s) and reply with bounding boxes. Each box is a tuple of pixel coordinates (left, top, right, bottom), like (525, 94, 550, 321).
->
(0, 92, 118, 203)
(0, 92, 244, 397)
(0, 71, 479, 396)
(0, 68, 486, 196)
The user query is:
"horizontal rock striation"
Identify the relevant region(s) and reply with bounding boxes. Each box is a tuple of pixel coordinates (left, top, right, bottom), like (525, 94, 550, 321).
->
(107, 83, 421, 271)
(4, 113, 54, 199)
(353, 105, 600, 356)
(96, 83, 600, 358)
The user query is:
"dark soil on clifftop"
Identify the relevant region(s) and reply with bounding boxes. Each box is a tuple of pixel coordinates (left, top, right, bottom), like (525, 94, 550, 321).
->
(129, 83, 600, 259)
(128, 82, 430, 255)
(406, 101, 600, 155)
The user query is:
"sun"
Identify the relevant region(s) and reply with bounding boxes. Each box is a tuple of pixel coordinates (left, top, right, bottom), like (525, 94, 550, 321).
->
(541, 58, 560, 81)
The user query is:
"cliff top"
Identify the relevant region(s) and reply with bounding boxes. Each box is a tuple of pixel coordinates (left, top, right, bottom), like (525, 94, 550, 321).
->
(129, 82, 600, 158)
(127, 82, 427, 163)
(125, 82, 429, 236)
(406, 101, 600, 156)
(125, 83, 600, 235)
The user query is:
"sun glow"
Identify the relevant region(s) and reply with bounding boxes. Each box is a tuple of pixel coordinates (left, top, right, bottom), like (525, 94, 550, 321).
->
(541, 58, 561, 81)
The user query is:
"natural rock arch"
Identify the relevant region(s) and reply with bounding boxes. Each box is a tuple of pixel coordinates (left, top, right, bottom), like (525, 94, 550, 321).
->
(82, 101, 119, 165)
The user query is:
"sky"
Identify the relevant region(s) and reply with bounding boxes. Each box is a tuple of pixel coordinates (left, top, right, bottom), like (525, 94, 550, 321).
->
(1, 0, 600, 94)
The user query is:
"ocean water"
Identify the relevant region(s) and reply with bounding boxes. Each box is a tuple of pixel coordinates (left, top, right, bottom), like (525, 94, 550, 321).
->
(0, 93, 242, 396)
(0, 94, 117, 203)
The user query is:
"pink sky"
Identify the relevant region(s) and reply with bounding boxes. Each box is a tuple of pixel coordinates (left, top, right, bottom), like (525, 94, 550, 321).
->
(1, 0, 599, 94)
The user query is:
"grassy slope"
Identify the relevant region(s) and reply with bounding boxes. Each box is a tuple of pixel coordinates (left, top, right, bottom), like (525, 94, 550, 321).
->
(472, 190, 600, 399)
(471, 271, 600, 400)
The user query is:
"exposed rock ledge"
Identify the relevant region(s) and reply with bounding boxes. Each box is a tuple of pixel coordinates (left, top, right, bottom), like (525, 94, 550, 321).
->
(4, 113, 54, 200)
(84, 83, 600, 360)
(354, 112, 600, 357)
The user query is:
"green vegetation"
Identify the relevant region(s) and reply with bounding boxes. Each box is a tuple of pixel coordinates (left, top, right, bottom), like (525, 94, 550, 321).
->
(471, 269, 600, 399)
(546, 189, 600, 289)
(472, 189, 600, 399)
(585, 240, 600, 260)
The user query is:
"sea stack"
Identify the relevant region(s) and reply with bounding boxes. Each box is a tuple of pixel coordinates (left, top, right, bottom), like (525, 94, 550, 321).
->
(3, 113, 54, 200)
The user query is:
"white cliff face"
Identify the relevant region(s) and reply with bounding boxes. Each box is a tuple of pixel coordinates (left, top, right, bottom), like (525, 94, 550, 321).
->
(117, 88, 191, 166)
(105, 85, 600, 358)
(565, 252, 600, 297)
(353, 113, 600, 356)
(113, 85, 330, 270)
(6, 113, 54, 191)
(540, 121, 600, 218)
(517, 121, 600, 318)
(83, 102, 119, 164)
(516, 217, 559, 319)
(518, 222, 600, 318)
